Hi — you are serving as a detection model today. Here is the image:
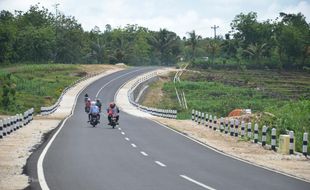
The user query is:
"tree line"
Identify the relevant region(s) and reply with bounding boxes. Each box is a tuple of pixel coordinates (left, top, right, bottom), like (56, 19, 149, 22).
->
(0, 4, 309, 69)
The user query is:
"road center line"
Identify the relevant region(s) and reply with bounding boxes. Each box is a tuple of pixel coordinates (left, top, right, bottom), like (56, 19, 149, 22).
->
(125, 137, 130, 141)
(140, 151, 148, 156)
(118, 128, 121, 130)
(180, 175, 216, 190)
(131, 143, 137, 148)
(121, 132, 125, 135)
(155, 161, 166, 167)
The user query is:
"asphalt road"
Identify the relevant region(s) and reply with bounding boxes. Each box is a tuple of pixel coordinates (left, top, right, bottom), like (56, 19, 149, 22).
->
(32, 67, 310, 190)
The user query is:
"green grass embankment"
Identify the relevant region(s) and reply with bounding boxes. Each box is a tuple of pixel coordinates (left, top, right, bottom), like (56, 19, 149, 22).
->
(142, 68, 310, 152)
(0, 64, 88, 114)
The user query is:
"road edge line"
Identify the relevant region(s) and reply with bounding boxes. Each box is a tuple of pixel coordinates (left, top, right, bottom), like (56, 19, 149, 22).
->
(37, 68, 127, 190)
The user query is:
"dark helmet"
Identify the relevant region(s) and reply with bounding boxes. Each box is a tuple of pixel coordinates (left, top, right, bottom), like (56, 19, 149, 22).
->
(109, 102, 115, 108)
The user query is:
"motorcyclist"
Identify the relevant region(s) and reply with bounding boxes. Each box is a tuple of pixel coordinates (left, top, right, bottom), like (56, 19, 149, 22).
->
(96, 99, 102, 112)
(89, 101, 100, 122)
(107, 102, 119, 125)
(85, 98, 91, 113)
(84, 93, 89, 103)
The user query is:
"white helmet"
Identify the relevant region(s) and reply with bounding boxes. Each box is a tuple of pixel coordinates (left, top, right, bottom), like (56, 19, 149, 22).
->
(91, 101, 96, 106)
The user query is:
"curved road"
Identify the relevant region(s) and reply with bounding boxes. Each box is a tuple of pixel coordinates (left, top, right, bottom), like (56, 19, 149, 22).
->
(28, 67, 309, 190)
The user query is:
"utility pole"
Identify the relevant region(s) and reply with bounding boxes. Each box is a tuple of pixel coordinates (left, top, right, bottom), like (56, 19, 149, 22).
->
(211, 25, 219, 38)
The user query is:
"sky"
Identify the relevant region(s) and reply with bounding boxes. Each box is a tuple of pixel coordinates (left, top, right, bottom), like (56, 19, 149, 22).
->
(0, 0, 309, 37)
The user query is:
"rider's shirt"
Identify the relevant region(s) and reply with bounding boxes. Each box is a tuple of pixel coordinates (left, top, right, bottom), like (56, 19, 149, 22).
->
(107, 107, 119, 116)
(90, 105, 100, 114)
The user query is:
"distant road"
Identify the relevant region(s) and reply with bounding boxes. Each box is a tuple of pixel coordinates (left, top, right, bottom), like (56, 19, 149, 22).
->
(28, 67, 310, 190)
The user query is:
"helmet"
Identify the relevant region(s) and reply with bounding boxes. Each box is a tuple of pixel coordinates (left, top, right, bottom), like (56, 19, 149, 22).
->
(96, 99, 100, 102)
(87, 98, 91, 101)
(109, 102, 115, 108)
(91, 101, 96, 106)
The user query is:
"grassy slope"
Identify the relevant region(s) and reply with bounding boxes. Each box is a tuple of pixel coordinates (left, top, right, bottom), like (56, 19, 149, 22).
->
(142, 69, 310, 152)
(0, 64, 109, 114)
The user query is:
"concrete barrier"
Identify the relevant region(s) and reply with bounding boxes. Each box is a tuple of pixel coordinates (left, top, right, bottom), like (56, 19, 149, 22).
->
(303, 133, 308, 157)
(127, 71, 177, 119)
(254, 123, 259, 143)
(230, 119, 234, 136)
(262, 125, 267, 146)
(289, 131, 294, 154)
(213, 116, 217, 131)
(271, 128, 276, 151)
(0, 108, 34, 139)
(241, 121, 245, 137)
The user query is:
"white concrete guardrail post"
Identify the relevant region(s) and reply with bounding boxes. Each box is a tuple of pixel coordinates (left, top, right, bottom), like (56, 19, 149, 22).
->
(198, 111, 201, 125)
(3, 119, 7, 136)
(234, 119, 239, 137)
(0, 120, 3, 139)
(224, 119, 229, 134)
(230, 119, 234, 136)
(30, 108, 34, 121)
(209, 114, 213, 129)
(303, 133, 308, 157)
(19, 114, 23, 128)
(247, 122, 252, 138)
(241, 121, 245, 137)
(254, 123, 259, 143)
(220, 118, 224, 133)
(271, 128, 276, 151)
(213, 116, 217, 131)
(205, 113, 208, 127)
(23, 112, 27, 126)
(10, 117, 13, 134)
(262, 125, 267, 146)
(16, 114, 20, 130)
(195, 110, 198, 123)
(201, 112, 205, 125)
(191, 109, 195, 121)
(289, 131, 294, 154)
(13, 115, 17, 131)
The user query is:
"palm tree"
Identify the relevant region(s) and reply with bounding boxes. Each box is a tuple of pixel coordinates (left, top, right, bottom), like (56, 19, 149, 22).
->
(206, 39, 221, 64)
(187, 30, 202, 62)
(244, 43, 267, 65)
(148, 29, 178, 65)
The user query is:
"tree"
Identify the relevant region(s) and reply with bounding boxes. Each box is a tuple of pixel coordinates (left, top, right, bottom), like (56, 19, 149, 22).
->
(243, 43, 267, 65)
(148, 29, 180, 65)
(186, 30, 201, 62)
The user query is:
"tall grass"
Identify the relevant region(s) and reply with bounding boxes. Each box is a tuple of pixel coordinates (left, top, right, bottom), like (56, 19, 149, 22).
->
(0, 64, 83, 114)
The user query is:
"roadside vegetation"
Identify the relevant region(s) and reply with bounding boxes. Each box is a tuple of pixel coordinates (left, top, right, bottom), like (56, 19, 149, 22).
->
(0, 64, 109, 114)
(142, 68, 310, 152)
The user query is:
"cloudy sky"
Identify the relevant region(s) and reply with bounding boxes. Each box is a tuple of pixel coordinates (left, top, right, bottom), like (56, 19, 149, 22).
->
(0, 0, 309, 37)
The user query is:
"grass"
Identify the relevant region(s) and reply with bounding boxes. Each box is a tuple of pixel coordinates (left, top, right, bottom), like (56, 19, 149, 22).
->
(142, 68, 310, 152)
(0, 64, 93, 114)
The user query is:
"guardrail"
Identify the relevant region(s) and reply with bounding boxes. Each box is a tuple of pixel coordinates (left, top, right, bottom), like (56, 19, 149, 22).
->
(40, 72, 102, 116)
(128, 71, 177, 119)
(191, 109, 308, 156)
(0, 108, 34, 139)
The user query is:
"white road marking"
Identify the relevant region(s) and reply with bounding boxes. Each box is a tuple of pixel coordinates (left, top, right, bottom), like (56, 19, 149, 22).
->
(118, 128, 121, 130)
(125, 137, 130, 141)
(131, 143, 137, 148)
(95, 68, 146, 98)
(140, 151, 148, 156)
(180, 175, 216, 190)
(155, 161, 166, 167)
(121, 132, 125, 135)
(38, 69, 147, 190)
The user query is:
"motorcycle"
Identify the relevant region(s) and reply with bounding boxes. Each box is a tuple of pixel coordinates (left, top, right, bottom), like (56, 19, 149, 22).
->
(110, 115, 118, 129)
(90, 113, 99, 127)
